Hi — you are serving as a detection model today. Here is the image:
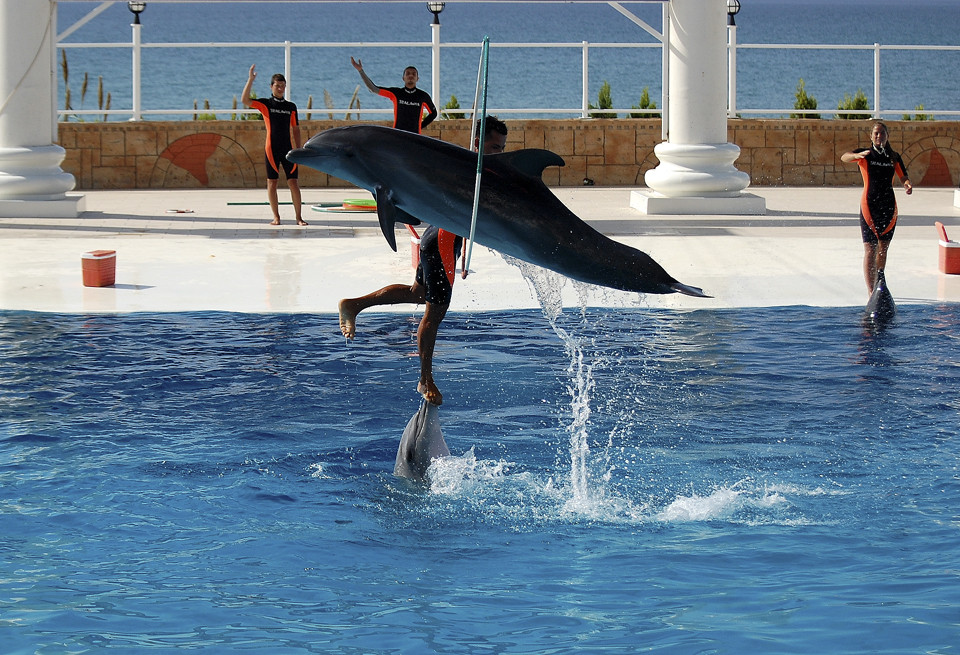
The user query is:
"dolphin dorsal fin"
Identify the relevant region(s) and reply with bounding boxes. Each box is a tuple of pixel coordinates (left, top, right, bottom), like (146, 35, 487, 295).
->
(494, 149, 565, 178)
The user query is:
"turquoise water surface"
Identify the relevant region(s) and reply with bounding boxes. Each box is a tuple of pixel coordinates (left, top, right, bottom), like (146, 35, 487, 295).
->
(2, 305, 959, 652)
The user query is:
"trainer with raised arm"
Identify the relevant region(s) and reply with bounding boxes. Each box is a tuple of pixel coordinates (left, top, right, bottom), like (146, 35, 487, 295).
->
(242, 64, 307, 226)
(350, 57, 438, 134)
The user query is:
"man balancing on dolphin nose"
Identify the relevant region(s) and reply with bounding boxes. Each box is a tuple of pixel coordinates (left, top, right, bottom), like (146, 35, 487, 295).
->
(337, 116, 509, 406)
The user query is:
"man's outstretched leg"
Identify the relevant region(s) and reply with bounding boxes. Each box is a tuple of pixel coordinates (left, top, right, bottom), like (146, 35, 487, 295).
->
(339, 283, 425, 339)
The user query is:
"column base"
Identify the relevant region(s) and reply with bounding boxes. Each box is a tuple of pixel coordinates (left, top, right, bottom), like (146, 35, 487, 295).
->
(0, 193, 86, 218)
(630, 189, 766, 215)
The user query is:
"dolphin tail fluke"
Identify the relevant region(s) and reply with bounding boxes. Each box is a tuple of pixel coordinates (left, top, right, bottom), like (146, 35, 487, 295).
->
(670, 282, 711, 298)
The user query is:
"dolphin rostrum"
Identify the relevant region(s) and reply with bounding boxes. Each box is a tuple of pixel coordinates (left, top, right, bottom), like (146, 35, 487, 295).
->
(395, 400, 450, 480)
(864, 269, 896, 326)
(287, 125, 707, 297)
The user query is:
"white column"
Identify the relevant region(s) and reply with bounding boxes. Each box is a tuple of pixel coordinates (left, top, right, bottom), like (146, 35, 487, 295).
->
(0, 0, 83, 217)
(632, 0, 763, 215)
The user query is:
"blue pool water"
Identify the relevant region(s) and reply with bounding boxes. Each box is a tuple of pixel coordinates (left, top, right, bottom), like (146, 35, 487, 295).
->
(2, 305, 959, 653)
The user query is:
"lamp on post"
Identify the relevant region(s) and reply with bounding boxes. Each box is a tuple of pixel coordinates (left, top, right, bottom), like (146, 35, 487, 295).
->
(726, 0, 740, 26)
(726, 0, 740, 118)
(427, 2, 445, 114)
(128, 2, 146, 121)
(428, 1, 445, 25)
(127, 1, 146, 24)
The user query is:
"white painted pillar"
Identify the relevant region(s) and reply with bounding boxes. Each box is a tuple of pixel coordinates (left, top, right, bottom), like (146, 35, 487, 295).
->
(0, 0, 83, 217)
(632, 0, 762, 215)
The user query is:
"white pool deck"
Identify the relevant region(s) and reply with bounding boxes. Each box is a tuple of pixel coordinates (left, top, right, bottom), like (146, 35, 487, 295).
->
(2, 186, 959, 314)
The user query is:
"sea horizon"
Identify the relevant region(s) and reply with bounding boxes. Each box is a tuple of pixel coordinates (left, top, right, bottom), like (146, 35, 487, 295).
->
(56, 0, 960, 120)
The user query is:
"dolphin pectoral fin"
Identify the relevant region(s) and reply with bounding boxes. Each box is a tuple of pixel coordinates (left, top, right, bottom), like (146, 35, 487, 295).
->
(670, 282, 711, 298)
(374, 187, 421, 252)
(374, 186, 399, 251)
(495, 149, 566, 178)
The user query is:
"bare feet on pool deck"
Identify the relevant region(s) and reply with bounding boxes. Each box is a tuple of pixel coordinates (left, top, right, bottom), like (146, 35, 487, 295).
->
(296, 218, 309, 226)
(269, 218, 281, 225)
(338, 299, 358, 340)
(418, 379, 443, 406)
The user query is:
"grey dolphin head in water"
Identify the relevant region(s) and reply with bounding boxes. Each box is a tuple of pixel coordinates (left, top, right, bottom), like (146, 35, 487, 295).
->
(864, 269, 896, 327)
(394, 401, 450, 480)
(287, 125, 708, 298)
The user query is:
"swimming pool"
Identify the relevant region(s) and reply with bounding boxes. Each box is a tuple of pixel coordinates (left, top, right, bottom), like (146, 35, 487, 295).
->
(2, 304, 959, 653)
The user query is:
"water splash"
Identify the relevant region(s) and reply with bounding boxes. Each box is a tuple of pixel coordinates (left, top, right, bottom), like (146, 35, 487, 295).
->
(503, 255, 609, 513)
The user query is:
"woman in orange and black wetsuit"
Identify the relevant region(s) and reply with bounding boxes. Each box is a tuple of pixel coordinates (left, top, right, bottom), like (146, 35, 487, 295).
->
(841, 121, 912, 294)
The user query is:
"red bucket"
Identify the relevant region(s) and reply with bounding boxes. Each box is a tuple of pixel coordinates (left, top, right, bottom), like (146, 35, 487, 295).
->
(936, 222, 960, 275)
(82, 250, 116, 287)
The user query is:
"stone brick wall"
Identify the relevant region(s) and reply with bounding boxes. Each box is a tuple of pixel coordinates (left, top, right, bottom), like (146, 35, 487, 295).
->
(58, 118, 960, 190)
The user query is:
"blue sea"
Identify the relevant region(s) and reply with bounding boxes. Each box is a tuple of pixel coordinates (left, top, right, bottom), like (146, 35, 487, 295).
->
(55, 0, 960, 120)
(3, 304, 960, 652)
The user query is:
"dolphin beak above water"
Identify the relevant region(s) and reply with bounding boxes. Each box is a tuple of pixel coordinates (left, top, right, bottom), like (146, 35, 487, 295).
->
(395, 401, 450, 480)
(288, 125, 710, 298)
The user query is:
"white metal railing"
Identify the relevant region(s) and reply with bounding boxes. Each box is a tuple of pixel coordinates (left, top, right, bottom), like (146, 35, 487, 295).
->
(728, 41, 960, 119)
(56, 39, 665, 121)
(56, 33, 960, 121)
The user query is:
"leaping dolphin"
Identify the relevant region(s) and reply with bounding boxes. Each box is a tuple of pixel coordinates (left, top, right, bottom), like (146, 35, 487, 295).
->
(287, 125, 707, 297)
(395, 401, 450, 480)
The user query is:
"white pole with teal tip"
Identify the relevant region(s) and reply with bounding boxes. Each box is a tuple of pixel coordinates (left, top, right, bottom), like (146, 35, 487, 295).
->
(463, 36, 490, 279)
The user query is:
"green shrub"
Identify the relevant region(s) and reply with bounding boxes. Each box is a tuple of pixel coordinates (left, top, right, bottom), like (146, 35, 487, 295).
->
(902, 104, 931, 121)
(195, 99, 217, 121)
(837, 88, 870, 120)
(589, 81, 616, 118)
(444, 95, 465, 120)
(790, 78, 820, 119)
(629, 86, 660, 118)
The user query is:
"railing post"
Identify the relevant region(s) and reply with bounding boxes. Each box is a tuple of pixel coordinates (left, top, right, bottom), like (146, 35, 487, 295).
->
(727, 21, 737, 118)
(581, 40, 589, 118)
(873, 42, 880, 118)
(431, 20, 441, 112)
(131, 19, 142, 121)
(284, 41, 292, 99)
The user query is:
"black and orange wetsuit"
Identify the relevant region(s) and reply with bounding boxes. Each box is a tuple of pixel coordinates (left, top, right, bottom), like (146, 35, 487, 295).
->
(852, 145, 909, 243)
(377, 86, 438, 133)
(250, 95, 299, 179)
(415, 226, 462, 305)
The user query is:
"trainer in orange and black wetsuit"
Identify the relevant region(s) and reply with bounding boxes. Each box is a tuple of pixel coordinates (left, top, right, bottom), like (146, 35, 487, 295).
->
(336, 116, 509, 407)
(242, 65, 307, 226)
(841, 120, 912, 294)
(350, 58, 438, 134)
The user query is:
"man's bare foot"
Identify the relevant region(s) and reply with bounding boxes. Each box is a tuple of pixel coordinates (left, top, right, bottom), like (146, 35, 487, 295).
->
(269, 218, 281, 225)
(418, 379, 443, 406)
(296, 218, 309, 226)
(338, 299, 358, 339)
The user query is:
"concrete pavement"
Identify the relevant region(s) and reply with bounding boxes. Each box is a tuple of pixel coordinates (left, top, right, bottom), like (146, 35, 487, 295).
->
(1, 186, 959, 314)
